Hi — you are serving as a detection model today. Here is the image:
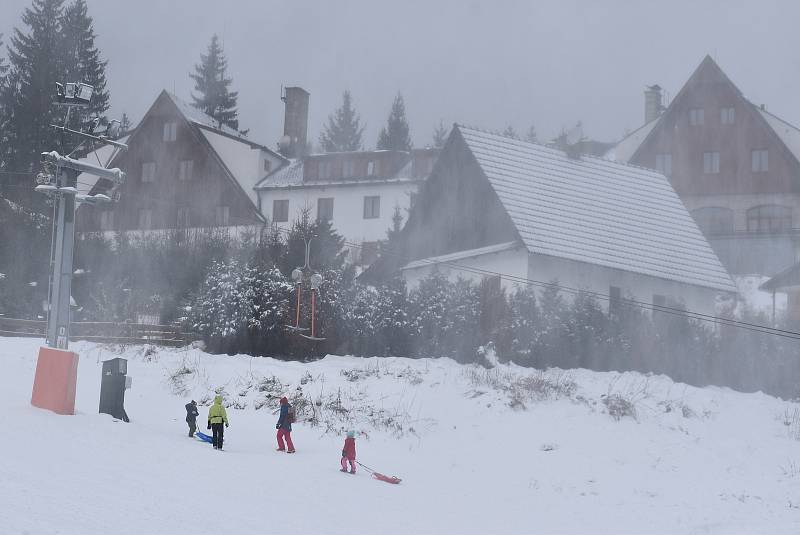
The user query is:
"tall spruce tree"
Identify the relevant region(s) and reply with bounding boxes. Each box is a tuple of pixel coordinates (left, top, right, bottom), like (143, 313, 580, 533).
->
(524, 124, 538, 143)
(431, 120, 448, 148)
(3, 0, 66, 175)
(377, 93, 412, 151)
(190, 34, 239, 130)
(502, 125, 519, 139)
(319, 90, 364, 152)
(59, 0, 109, 123)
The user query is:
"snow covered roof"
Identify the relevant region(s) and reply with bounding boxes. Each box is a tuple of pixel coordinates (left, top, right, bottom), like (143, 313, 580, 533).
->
(604, 119, 657, 162)
(401, 241, 521, 271)
(760, 262, 800, 292)
(456, 125, 736, 293)
(757, 107, 800, 163)
(76, 136, 128, 196)
(166, 93, 280, 155)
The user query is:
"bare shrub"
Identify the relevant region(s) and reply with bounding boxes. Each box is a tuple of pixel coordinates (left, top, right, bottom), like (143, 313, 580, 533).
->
(465, 366, 576, 409)
(780, 459, 800, 478)
(782, 407, 800, 440)
(166, 357, 197, 395)
(601, 376, 650, 421)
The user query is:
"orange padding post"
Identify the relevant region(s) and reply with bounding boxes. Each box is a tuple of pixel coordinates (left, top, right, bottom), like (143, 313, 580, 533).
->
(31, 346, 78, 415)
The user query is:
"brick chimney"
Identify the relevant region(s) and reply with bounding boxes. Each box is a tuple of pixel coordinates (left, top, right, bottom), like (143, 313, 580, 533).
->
(279, 86, 309, 158)
(644, 84, 664, 124)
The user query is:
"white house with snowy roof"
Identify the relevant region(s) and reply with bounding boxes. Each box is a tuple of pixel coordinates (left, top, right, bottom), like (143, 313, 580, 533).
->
(367, 125, 736, 316)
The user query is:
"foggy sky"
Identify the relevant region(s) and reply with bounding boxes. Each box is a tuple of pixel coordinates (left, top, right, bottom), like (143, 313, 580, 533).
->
(1, 0, 798, 150)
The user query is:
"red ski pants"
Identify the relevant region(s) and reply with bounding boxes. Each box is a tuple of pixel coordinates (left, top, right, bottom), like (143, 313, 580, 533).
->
(277, 428, 294, 451)
(341, 457, 356, 473)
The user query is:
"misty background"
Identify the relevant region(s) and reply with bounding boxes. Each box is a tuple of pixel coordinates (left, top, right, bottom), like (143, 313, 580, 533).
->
(1, 0, 796, 148)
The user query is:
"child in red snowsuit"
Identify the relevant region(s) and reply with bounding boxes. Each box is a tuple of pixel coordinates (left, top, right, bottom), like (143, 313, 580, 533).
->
(340, 430, 356, 474)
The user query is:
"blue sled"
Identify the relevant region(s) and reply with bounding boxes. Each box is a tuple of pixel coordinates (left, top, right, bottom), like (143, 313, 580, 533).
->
(196, 431, 213, 444)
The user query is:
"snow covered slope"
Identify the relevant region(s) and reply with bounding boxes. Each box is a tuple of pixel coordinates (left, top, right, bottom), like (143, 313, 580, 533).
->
(3, 337, 800, 534)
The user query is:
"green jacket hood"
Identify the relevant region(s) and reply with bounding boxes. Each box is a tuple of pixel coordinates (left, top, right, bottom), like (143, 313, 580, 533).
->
(213, 395, 223, 405)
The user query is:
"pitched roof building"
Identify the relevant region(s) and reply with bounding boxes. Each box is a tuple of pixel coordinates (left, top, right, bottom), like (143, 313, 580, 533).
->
(369, 125, 735, 316)
(76, 90, 287, 233)
(608, 55, 800, 276)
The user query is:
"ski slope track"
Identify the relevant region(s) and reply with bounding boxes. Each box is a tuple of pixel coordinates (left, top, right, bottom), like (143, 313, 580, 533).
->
(1, 336, 799, 534)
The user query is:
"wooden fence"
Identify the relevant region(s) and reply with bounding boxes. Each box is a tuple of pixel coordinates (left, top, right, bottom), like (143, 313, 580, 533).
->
(0, 317, 196, 347)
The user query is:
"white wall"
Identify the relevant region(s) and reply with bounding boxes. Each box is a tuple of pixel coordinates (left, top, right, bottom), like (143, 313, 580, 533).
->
(528, 253, 726, 317)
(258, 181, 419, 244)
(401, 246, 529, 290)
(401, 246, 726, 318)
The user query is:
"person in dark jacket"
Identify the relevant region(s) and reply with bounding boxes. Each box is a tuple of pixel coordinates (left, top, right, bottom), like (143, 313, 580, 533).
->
(276, 396, 295, 453)
(340, 430, 356, 474)
(185, 400, 199, 437)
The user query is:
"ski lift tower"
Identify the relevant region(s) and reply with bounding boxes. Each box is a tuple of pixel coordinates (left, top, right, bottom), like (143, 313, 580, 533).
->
(30, 82, 127, 415)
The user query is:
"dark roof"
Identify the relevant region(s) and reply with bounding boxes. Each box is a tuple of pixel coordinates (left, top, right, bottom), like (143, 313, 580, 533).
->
(760, 263, 800, 292)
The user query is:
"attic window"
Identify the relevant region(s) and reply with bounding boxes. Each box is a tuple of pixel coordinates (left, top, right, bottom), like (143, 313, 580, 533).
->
(689, 108, 704, 126)
(163, 122, 177, 142)
(721, 107, 735, 125)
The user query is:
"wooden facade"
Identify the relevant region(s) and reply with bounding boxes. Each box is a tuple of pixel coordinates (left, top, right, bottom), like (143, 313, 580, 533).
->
(76, 91, 268, 233)
(630, 56, 800, 198)
(626, 56, 800, 275)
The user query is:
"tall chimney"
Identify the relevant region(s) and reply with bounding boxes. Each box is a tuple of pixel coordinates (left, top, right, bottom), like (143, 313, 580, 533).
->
(644, 84, 664, 124)
(280, 86, 309, 158)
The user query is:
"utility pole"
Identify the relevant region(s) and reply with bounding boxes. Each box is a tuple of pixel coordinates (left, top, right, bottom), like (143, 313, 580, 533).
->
(35, 82, 127, 349)
(31, 81, 127, 415)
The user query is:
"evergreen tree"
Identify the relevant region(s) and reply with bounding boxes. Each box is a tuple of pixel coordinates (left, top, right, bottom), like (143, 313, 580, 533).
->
(59, 0, 109, 123)
(190, 34, 238, 130)
(117, 112, 132, 138)
(377, 93, 412, 151)
(432, 120, 448, 148)
(502, 125, 518, 139)
(319, 90, 364, 152)
(524, 124, 538, 143)
(2, 0, 66, 175)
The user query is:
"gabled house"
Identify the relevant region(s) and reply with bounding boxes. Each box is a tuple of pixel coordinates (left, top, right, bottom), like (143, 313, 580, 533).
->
(609, 55, 800, 276)
(76, 90, 287, 233)
(368, 125, 736, 316)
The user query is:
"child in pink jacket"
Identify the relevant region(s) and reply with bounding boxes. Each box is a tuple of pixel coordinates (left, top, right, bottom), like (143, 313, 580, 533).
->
(340, 430, 356, 474)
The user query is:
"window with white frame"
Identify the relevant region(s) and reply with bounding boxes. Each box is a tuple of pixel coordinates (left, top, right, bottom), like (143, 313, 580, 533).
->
(655, 153, 672, 177)
(273, 199, 289, 223)
(689, 108, 704, 126)
(751, 149, 769, 173)
(138, 208, 153, 229)
(163, 121, 177, 142)
(721, 107, 735, 125)
(746, 205, 792, 233)
(141, 162, 156, 183)
(363, 195, 380, 219)
(317, 197, 334, 221)
(99, 210, 114, 231)
(342, 158, 355, 177)
(178, 160, 194, 181)
(176, 207, 190, 228)
(215, 205, 230, 226)
(703, 151, 720, 174)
